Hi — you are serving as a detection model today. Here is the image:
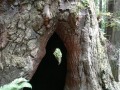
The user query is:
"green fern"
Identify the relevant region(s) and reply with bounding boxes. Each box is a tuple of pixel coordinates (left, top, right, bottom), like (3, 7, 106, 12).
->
(0, 77, 32, 90)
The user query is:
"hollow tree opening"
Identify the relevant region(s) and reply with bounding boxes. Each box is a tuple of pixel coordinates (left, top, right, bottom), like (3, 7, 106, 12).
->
(24, 33, 67, 90)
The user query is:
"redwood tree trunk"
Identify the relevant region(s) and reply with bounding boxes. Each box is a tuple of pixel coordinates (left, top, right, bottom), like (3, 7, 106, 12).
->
(56, 21, 81, 90)
(0, 0, 120, 90)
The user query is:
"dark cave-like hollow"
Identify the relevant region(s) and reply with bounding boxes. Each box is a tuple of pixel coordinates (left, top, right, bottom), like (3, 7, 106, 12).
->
(24, 33, 67, 90)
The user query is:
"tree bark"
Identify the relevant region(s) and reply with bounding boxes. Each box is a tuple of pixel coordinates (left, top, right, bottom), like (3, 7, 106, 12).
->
(0, 0, 120, 90)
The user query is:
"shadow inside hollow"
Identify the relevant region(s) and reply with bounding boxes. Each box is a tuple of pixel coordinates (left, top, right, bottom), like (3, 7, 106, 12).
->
(23, 33, 67, 90)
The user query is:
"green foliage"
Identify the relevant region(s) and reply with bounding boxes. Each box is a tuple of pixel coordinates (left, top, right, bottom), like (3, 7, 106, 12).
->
(94, 0, 120, 30)
(0, 77, 32, 90)
(81, 0, 89, 7)
(53, 48, 62, 65)
(106, 17, 120, 29)
(109, 13, 120, 28)
(98, 12, 112, 16)
(99, 12, 120, 29)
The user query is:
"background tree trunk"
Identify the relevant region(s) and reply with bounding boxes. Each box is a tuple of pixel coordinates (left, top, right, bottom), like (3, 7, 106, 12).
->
(0, 0, 120, 90)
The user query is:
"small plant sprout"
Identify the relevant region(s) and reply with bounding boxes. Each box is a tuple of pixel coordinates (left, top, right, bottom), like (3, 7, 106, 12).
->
(0, 77, 32, 90)
(53, 48, 62, 65)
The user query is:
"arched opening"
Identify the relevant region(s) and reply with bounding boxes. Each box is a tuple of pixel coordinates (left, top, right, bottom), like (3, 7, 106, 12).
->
(24, 32, 67, 90)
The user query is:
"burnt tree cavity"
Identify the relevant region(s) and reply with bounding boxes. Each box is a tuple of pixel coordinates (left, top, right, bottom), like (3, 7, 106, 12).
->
(24, 33, 67, 90)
